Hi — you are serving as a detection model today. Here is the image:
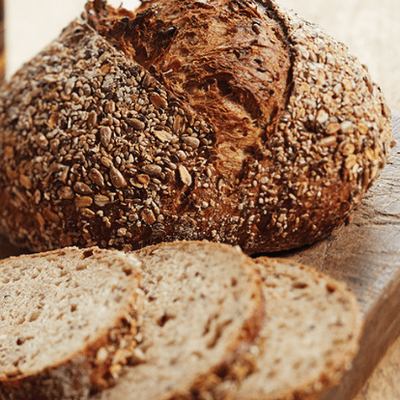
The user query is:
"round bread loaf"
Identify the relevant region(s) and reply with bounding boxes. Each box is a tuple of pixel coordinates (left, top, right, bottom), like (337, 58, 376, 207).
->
(0, 0, 392, 254)
(0, 246, 144, 400)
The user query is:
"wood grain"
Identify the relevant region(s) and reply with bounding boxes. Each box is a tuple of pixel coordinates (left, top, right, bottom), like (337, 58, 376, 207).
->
(354, 336, 400, 399)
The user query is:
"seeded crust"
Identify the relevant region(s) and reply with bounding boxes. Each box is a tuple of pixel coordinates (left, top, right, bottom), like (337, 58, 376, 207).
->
(0, 0, 392, 254)
(212, 257, 362, 400)
(0, 247, 145, 400)
(91, 241, 265, 400)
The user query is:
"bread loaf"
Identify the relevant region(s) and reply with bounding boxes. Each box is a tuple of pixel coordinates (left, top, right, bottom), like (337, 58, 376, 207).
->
(0, 0, 392, 254)
(92, 241, 265, 400)
(0, 247, 144, 400)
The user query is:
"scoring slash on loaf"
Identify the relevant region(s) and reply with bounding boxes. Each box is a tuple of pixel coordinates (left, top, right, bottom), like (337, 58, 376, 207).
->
(0, 0, 392, 253)
(0, 247, 145, 400)
(91, 241, 266, 400)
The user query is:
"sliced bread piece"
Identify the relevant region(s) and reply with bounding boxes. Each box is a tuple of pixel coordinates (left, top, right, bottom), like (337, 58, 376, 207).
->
(215, 257, 362, 400)
(93, 241, 265, 400)
(0, 247, 145, 400)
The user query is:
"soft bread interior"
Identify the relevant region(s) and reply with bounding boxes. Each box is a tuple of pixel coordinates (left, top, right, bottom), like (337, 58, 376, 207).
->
(0, 247, 143, 380)
(231, 257, 362, 399)
(96, 241, 264, 400)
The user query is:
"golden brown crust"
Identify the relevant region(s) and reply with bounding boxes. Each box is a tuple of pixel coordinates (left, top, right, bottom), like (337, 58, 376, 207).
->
(88, 0, 292, 181)
(0, 0, 392, 254)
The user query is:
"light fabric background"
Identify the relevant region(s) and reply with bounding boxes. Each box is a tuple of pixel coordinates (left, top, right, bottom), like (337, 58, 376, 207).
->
(4, 1, 400, 399)
(6, 0, 140, 78)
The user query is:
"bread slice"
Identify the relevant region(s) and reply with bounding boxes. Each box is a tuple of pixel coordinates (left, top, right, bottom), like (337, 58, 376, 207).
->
(213, 257, 362, 400)
(0, 247, 145, 400)
(93, 241, 265, 400)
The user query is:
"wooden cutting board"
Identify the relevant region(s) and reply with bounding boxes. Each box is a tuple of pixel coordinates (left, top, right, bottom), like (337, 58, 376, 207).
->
(0, 112, 399, 399)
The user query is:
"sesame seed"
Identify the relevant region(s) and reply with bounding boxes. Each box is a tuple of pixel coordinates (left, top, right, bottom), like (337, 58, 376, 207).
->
(179, 165, 192, 186)
(75, 196, 93, 208)
(109, 166, 127, 188)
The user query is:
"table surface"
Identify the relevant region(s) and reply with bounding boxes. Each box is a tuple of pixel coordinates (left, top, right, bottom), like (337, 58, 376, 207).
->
(4, 1, 400, 399)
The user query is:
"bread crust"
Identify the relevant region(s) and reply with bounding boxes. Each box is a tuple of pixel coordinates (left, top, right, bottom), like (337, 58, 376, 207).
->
(0, 247, 145, 400)
(0, 0, 392, 254)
